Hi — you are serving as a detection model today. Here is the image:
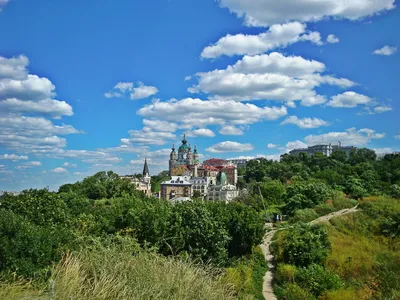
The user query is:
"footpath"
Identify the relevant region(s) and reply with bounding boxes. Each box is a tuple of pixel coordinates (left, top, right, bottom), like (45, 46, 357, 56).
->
(259, 206, 360, 300)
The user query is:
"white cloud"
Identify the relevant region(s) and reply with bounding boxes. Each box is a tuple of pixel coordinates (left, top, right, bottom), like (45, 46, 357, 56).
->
(304, 127, 385, 146)
(395, 135, 400, 140)
(63, 162, 77, 168)
(267, 143, 278, 149)
(0, 115, 81, 152)
(128, 127, 177, 145)
(0, 154, 29, 161)
(373, 148, 394, 155)
(16, 161, 42, 170)
(137, 98, 287, 128)
(286, 140, 308, 151)
(105, 81, 158, 100)
(130, 82, 159, 100)
(327, 91, 371, 108)
(219, 125, 244, 135)
(190, 53, 354, 106)
(372, 105, 393, 113)
(142, 119, 178, 132)
(281, 116, 330, 129)
(114, 82, 134, 92)
(52, 167, 68, 174)
(0, 55, 28, 80)
(326, 34, 339, 44)
(120, 138, 130, 145)
(186, 128, 215, 137)
(206, 141, 254, 153)
(0, 98, 73, 117)
(217, 0, 395, 27)
(374, 45, 397, 56)
(201, 22, 323, 59)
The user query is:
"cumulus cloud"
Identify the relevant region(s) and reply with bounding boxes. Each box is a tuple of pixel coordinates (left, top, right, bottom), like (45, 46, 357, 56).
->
(128, 127, 177, 145)
(52, 167, 68, 174)
(206, 141, 254, 153)
(286, 140, 308, 151)
(395, 135, 400, 140)
(327, 91, 371, 108)
(16, 161, 42, 170)
(105, 81, 158, 100)
(281, 116, 330, 129)
(217, 0, 395, 27)
(201, 22, 323, 58)
(304, 127, 385, 146)
(326, 34, 339, 44)
(0, 98, 73, 117)
(373, 148, 394, 155)
(267, 143, 278, 149)
(0, 115, 81, 152)
(63, 162, 77, 168)
(190, 53, 354, 106)
(186, 128, 215, 137)
(219, 125, 244, 135)
(0, 154, 29, 161)
(0, 55, 28, 80)
(374, 45, 397, 56)
(137, 98, 287, 128)
(142, 119, 178, 132)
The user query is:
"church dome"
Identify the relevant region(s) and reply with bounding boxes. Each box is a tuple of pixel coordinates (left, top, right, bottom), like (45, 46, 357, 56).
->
(178, 133, 188, 152)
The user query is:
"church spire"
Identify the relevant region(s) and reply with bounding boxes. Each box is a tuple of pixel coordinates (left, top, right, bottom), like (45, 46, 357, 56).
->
(143, 158, 150, 176)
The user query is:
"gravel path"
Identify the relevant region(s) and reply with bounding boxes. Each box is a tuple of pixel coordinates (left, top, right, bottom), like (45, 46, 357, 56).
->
(259, 205, 360, 300)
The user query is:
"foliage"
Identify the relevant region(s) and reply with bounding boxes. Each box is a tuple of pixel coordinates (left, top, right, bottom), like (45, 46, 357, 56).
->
(279, 223, 331, 267)
(275, 283, 316, 300)
(290, 208, 318, 223)
(295, 264, 341, 296)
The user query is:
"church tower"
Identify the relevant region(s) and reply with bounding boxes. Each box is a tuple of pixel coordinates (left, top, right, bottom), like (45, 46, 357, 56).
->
(193, 145, 199, 165)
(169, 143, 176, 176)
(187, 144, 193, 165)
(142, 158, 151, 183)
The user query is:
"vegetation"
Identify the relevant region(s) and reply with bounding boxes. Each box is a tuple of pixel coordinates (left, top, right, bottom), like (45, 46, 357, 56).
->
(1, 149, 399, 298)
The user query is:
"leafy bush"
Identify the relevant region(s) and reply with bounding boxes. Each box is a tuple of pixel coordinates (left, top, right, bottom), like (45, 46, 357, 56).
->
(313, 203, 336, 216)
(290, 208, 318, 223)
(275, 283, 316, 300)
(275, 264, 297, 284)
(295, 264, 341, 296)
(0, 209, 74, 278)
(281, 223, 331, 267)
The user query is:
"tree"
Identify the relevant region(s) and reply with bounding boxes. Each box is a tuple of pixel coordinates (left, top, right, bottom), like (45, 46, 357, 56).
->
(282, 224, 331, 267)
(344, 176, 367, 199)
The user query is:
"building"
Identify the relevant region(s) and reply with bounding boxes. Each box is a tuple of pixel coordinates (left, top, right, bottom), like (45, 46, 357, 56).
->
(289, 143, 356, 158)
(120, 159, 152, 196)
(201, 158, 238, 185)
(226, 158, 249, 168)
(189, 176, 217, 198)
(160, 176, 193, 200)
(169, 134, 201, 176)
(206, 171, 239, 202)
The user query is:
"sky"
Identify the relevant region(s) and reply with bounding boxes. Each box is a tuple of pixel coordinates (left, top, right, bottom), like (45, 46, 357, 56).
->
(0, 0, 399, 191)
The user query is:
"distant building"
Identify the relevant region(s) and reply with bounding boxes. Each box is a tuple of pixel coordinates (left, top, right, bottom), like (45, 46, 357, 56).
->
(289, 143, 356, 158)
(120, 159, 151, 196)
(189, 176, 217, 198)
(169, 134, 201, 176)
(226, 158, 249, 168)
(160, 176, 193, 200)
(206, 171, 239, 202)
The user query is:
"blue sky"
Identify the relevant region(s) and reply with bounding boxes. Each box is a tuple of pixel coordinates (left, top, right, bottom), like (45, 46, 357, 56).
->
(0, 0, 399, 191)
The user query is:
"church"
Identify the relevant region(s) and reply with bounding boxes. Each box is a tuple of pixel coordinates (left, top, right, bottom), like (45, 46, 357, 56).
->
(169, 133, 201, 176)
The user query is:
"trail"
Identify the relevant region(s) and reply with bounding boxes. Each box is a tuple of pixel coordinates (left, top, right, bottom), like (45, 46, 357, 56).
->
(259, 205, 360, 300)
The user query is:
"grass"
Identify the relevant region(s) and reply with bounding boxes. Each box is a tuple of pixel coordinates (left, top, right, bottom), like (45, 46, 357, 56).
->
(0, 239, 236, 300)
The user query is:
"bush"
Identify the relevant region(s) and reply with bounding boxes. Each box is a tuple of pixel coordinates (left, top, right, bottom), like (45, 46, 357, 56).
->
(313, 203, 336, 216)
(281, 223, 331, 267)
(275, 264, 297, 284)
(295, 264, 341, 296)
(0, 209, 74, 278)
(290, 208, 318, 223)
(276, 283, 316, 300)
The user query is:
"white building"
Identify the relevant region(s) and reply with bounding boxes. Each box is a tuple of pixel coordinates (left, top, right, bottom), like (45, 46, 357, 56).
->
(289, 143, 356, 158)
(120, 159, 151, 196)
(207, 184, 239, 202)
(189, 176, 217, 198)
(160, 176, 193, 200)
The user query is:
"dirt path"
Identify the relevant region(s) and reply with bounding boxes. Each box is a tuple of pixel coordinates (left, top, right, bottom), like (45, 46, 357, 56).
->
(259, 206, 360, 300)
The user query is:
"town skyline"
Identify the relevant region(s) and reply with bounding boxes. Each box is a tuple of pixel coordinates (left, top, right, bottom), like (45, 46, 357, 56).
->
(0, 0, 399, 191)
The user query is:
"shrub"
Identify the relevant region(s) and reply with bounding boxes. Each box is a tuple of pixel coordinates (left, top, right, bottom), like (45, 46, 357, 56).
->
(313, 203, 336, 216)
(282, 223, 331, 267)
(275, 264, 297, 284)
(275, 283, 316, 300)
(295, 264, 341, 296)
(290, 208, 318, 223)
